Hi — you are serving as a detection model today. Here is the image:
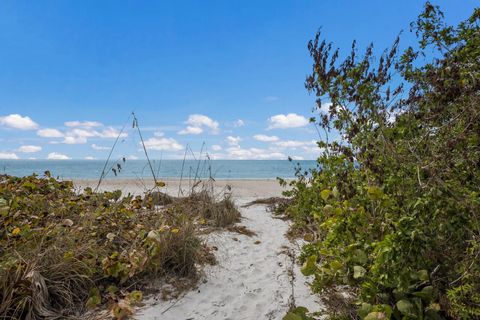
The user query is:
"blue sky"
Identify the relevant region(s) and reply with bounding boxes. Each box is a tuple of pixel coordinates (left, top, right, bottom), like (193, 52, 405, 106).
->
(0, 0, 476, 160)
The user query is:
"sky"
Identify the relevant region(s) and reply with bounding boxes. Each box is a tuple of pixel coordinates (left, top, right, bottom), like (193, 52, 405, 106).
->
(0, 0, 476, 160)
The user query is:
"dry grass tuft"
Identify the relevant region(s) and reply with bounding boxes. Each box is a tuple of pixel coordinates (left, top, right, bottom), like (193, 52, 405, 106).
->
(226, 225, 256, 237)
(170, 189, 241, 228)
(242, 197, 292, 214)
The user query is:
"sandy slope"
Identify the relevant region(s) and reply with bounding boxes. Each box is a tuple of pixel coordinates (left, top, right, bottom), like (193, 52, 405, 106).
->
(135, 198, 324, 320)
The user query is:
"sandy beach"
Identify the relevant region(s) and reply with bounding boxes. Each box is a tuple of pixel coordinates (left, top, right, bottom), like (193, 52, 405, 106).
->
(72, 179, 323, 319)
(73, 178, 290, 198)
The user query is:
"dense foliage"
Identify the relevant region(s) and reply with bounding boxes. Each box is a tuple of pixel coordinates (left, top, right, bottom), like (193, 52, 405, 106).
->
(0, 173, 238, 319)
(283, 3, 479, 319)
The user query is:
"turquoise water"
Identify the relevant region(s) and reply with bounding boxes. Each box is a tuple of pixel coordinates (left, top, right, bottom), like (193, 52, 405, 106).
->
(0, 160, 318, 180)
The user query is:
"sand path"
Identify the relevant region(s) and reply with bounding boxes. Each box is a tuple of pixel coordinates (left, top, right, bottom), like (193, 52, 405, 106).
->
(136, 198, 323, 320)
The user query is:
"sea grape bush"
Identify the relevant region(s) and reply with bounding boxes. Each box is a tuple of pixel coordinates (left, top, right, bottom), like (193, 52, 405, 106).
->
(0, 173, 232, 319)
(284, 3, 479, 319)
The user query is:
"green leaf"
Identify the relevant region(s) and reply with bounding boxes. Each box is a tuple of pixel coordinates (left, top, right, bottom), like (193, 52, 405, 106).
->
(354, 265, 367, 279)
(301, 255, 317, 276)
(351, 249, 368, 264)
(364, 311, 387, 320)
(129, 290, 143, 302)
(86, 287, 101, 309)
(425, 308, 443, 320)
(396, 299, 417, 318)
(417, 269, 429, 281)
(358, 303, 373, 318)
(412, 286, 434, 301)
(283, 312, 303, 320)
(320, 189, 331, 201)
(332, 186, 340, 198)
(367, 186, 383, 200)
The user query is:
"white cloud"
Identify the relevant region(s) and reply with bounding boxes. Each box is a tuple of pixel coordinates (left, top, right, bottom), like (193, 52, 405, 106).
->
(178, 114, 219, 135)
(253, 134, 279, 142)
(47, 152, 71, 160)
(0, 114, 38, 130)
(97, 127, 128, 138)
(211, 145, 222, 151)
(319, 102, 332, 114)
(302, 146, 321, 153)
(84, 156, 96, 160)
(267, 113, 309, 129)
(274, 140, 316, 149)
(226, 136, 241, 146)
(0, 152, 19, 159)
(17, 145, 42, 153)
(65, 121, 102, 128)
(62, 136, 87, 144)
(127, 155, 139, 160)
(56, 127, 127, 144)
(37, 128, 64, 138)
(143, 137, 183, 151)
(178, 126, 203, 135)
(221, 147, 285, 160)
(91, 144, 110, 150)
(291, 155, 305, 160)
(234, 119, 245, 127)
(36, 122, 127, 145)
(73, 128, 98, 137)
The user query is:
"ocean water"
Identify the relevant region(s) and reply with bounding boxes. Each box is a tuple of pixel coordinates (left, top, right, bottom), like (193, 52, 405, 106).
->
(0, 160, 318, 180)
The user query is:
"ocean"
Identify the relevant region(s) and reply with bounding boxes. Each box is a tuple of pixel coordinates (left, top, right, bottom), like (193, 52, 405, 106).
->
(0, 160, 318, 180)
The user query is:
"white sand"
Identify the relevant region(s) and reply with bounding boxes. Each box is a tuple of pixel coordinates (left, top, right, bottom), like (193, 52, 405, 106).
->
(138, 201, 323, 319)
(73, 179, 324, 319)
(73, 179, 289, 198)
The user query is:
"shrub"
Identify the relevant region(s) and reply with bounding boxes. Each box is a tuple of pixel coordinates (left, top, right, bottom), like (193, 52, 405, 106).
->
(285, 3, 480, 319)
(0, 173, 223, 319)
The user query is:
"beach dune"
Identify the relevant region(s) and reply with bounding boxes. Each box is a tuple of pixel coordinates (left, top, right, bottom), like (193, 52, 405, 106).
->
(73, 179, 323, 319)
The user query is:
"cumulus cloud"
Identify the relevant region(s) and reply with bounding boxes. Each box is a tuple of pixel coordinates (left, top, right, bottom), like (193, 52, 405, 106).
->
(37, 128, 64, 138)
(84, 156, 96, 160)
(267, 113, 309, 129)
(301, 145, 322, 153)
(91, 144, 110, 150)
(36, 122, 127, 144)
(211, 145, 222, 151)
(52, 127, 127, 144)
(274, 140, 316, 148)
(47, 152, 71, 160)
(219, 147, 285, 160)
(68, 128, 97, 139)
(62, 136, 88, 144)
(127, 155, 139, 160)
(234, 119, 245, 127)
(64, 121, 102, 128)
(178, 114, 219, 135)
(0, 114, 38, 130)
(226, 136, 242, 146)
(17, 145, 42, 153)
(97, 127, 128, 138)
(178, 126, 203, 135)
(143, 137, 183, 151)
(0, 152, 19, 159)
(253, 134, 279, 142)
